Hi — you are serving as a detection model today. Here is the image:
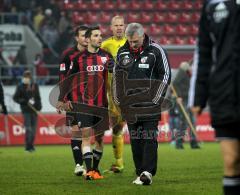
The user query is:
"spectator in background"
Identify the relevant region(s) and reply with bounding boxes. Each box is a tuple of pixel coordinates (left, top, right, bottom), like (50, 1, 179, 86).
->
(0, 80, 8, 115)
(12, 45, 27, 83)
(41, 20, 59, 48)
(58, 11, 71, 35)
(33, 6, 45, 33)
(33, 53, 49, 85)
(172, 61, 200, 149)
(13, 70, 42, 152)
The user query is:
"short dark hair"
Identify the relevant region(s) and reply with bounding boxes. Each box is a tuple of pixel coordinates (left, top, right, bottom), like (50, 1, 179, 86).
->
(85, 26, 100, 38)
(74, 25, 89, 36)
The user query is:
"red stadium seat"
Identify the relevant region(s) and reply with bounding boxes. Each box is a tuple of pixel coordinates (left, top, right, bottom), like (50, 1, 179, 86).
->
(89, 0, 102, 10)
(76, 1, 88, 10)
(159, 36, 173, 45)
(153, 13, 166, 23)
(179, 13, 191, 23)
(102, 0, 116, 10)
(195, 1, 203, 10)
(182, 1, 193, 10)
(155, 1, 167, 10)
(142, 0, 155, 10)
(100, 25, 111, 36)
(72, 12, 86, 24)
(173, 36, 186, 45)
(63, 1, 74, 10)
(139, 12, 152, 24)
(175, 24, 189, 35)
(189, 24, 199, 35)
(86, 12, 99, 24)
(191, 12, 201, 23)
(99, 12, 112, 24)
(149, 24, 161, 36)
(116, 0, 129, 10)
(187, 36, 197, 45)
(129, 0, 142, 10)
(127, 13, 140, 23)
(162, 24, 175, 35)
(168, 0, 181, 10)
(165, 12, 178, 23)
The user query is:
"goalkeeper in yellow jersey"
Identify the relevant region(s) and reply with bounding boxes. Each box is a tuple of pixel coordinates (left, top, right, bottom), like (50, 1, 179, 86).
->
(101, 15, 127, 173)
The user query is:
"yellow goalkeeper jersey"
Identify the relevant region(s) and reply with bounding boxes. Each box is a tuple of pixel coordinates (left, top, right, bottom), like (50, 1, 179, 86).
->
(101, 36, 127, 60)
(101, 36, 127, 118)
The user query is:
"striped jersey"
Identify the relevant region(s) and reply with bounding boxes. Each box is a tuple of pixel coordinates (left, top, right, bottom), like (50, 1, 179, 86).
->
(67, 49, 114, 107)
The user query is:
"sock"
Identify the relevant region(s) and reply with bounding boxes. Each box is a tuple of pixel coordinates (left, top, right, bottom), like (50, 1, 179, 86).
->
(223, 175, 240, 195)
(82, 146, 92, 172)
(71, 139, 83, 165)
(92, 149, 103, 171)
(112, 134, 124, 167)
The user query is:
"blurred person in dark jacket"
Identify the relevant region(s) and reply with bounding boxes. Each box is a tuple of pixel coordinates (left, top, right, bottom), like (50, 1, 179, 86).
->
(13, 70, 42, 152)
(172, 61, 200, 149)
(0, 80, 8, 115)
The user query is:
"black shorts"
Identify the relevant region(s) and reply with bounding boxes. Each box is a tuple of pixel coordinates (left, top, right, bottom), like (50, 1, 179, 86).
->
(66, 112, 78, 126)
(74, 113, 109, 131)
(214, 122, 240, 140)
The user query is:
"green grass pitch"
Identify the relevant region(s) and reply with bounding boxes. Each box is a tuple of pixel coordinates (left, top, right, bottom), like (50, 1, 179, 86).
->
(0, 143, 222, 195)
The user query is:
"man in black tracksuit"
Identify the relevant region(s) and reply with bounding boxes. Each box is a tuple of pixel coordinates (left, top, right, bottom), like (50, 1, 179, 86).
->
(113, 23, 171, 185)
(189, 1, 240, 194)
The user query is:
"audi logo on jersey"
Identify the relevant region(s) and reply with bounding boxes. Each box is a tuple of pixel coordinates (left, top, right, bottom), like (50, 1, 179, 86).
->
(87, 65, 104, 72)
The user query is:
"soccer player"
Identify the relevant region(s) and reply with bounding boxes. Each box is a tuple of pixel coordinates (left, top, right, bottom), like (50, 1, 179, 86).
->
(113, 23, 171, 185)
(101, 15, 127, 173)
(189, 1, 240, 195)
(56, 25, 88, 176)
(59, 26, 114, 180)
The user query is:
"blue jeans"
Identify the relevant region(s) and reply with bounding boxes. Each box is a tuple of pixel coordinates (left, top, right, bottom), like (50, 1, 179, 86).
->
(23, 113, 38, 150)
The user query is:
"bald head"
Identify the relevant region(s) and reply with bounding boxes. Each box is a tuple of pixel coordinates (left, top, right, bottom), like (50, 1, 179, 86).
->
(110, 15, 125, 39)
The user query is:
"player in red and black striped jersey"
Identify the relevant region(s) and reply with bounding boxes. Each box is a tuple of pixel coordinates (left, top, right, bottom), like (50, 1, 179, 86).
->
(59, 26, 114, 180)
(56, 25, 88, 177)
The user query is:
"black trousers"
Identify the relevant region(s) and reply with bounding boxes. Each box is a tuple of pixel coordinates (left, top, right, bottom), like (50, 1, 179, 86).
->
(127, 120, 159, 176)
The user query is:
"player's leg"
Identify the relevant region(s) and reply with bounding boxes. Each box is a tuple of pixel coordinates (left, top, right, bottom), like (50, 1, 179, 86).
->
(68, 113, 85, 176)
(220, 140, 240, 195)
(110, 116, 125, 172)
(81, 126, 94, 180)
(92, 130, 104, 179)
(23, 113, 32, 151)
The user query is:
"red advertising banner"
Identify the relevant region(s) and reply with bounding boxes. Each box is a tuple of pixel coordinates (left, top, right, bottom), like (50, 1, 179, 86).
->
(0, 113, 215, 146)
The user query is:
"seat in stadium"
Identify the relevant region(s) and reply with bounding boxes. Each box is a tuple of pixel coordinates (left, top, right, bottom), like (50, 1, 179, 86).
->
(165, 12, 178, 23)
(142, 0, 154, 10)
(189, 24, 198, 35)
(191, 12, 201, 23)
(182, 1, 193, 10)
(139, 12, 152, 24)
(153, 13, 166, 23)
(63, 1, 74, 10)
(168, 0, 181, 10)
(102, 0, 115, 10)
(173, 36, 186, 45)
(116, 0, 129, 10)
(89, 0, 102, 10)
(186, 36, 197, 45)
(149, 24, 161, 36)
(100, 25, 111, 36)
(175, 24, 189, 35)
(99, 12, 112, 24)
(72, 12, 86, 24)
(129, 0, 142, 10)
(179, 13, 191, 23)
(155, 1, 167, 10)
(162, 24, 175, 35)
(127, 12, 140, 23)
(195, 1, 203, 10)
(159, 36, 173, 45)
(86, 12, 99, 24)
(76, 1, 88, 10)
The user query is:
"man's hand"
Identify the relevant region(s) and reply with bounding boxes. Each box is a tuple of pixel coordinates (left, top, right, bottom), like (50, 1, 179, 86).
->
(191, 106, 202, 117)
(56, 101, 64, 113)
(63, 101, 73, 111)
